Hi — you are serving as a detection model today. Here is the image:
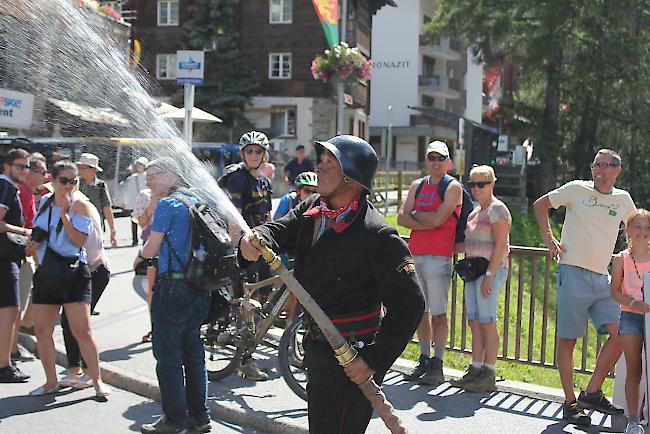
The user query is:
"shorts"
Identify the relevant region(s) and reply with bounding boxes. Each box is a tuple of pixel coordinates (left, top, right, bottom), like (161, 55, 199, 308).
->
(619, 311, 645, 337)
(556, 264, 620, 339)
(32, 264, 92, 305)
(18, 258, 35, 311)
(0, 260, 20, 308)
(413, 255, 452, 316)
(464, 267, 508, 323)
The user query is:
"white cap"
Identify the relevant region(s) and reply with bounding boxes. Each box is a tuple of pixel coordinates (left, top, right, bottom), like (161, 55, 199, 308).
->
(76, 153, 103, 172)
(135, 157, 149, 166)
(425, 141, 449, 158)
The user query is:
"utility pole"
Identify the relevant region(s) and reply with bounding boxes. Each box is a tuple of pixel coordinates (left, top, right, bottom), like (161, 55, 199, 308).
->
(336, 0, 347, 135)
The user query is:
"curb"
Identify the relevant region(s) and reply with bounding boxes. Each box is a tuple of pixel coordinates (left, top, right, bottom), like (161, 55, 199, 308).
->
(18, 331, 575, 434)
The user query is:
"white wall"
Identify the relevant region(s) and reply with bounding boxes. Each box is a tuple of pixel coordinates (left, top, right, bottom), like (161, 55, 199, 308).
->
(464, 49, 483, 123)
(395, 136, 418, 161)
(246, 96, 315, 155)
(369, 0, 420, 127)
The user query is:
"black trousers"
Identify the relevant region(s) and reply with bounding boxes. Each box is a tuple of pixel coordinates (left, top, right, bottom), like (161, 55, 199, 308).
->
(131, 220, 138, 245)
(307, 363, 387, 434)
(61, 264, 110, 369)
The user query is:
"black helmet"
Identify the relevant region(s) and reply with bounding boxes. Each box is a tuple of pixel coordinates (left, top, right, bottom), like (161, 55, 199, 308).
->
(315, 135, 378, 192)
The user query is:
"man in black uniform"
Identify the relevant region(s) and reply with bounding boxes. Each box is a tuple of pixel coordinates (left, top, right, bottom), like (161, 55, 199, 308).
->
(240, 135, 424, 434)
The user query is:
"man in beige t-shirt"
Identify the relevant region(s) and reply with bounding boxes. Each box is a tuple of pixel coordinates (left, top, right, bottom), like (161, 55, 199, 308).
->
(534, 149, 636, 426)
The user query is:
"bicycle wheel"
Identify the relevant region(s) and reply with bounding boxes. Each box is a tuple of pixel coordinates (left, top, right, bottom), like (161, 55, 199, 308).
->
(204, 308, 243, 381)
(278, 316, 308, 401)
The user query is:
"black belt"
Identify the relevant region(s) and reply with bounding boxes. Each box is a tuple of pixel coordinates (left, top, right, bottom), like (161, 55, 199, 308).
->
(304, 304, 383, 343)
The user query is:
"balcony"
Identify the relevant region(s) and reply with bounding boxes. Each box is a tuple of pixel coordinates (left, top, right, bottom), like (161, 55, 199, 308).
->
(418, 35, 462, 61)
(418, 74, 461, 100)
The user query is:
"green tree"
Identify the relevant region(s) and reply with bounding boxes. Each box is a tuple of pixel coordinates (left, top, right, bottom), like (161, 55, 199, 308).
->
(185, 0, 259, 142)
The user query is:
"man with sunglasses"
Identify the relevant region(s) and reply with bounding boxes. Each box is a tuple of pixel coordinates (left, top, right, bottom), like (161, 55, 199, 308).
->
(534, 149, 636, 426)
(397, 140, 463, 385)
(77, 153, 117, 248)
(221, 130, 273, 381)
(0, 147, 31, 383)
(11, 152, 48, 363)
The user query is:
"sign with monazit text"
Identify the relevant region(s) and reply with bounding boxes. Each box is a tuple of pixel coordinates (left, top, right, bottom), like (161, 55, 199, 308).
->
(0, 88, 34, 129)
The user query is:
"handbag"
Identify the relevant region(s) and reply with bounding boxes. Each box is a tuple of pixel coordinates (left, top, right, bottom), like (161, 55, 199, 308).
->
(35, 205, 81, 296)
(454, 257, 489, 282)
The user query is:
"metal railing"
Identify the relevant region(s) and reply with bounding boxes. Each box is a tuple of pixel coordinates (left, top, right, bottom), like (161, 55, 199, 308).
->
(444, 246, 609, 376)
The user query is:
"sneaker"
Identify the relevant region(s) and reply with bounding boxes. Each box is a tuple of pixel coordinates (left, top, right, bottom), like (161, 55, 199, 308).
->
(562, 400, 591, 426)
(140, 417, 187, 434)
(626, 421, 645, 434)
(405, 355, 429, 381)
(577, 389, 624, 415)
(237, 359, 269, 381)
(188, 417, 211, 433)
(420, 357, 444, 385)
(0, 365, 30, 383)
(462, 366, 496, 393)
(72, 374, 94, 389)
(59, 371, 83, 388)
(449, 364, 482, 388)
(11, 344, 35, 362)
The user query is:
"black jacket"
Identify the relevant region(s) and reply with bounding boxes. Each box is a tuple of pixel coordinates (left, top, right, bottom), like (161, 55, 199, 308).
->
(241, 194, 424, 373)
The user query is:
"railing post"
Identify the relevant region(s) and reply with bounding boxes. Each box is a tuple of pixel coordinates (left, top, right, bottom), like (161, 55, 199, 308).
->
(397, 171, 403, 210)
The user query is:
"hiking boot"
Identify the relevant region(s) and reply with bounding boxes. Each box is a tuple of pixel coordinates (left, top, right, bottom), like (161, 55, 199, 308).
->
(238, 359, 269, 381)
(405, 355, 429, 381)
(626, 421, 645, 434)
(140, 417, 187, 434)
(11, 344, 34, 362)
(0, 365, 30, 383)
(449, 364, 482, 388)
(562, 400, 591, 426)
(188, 417, 211, 433)
(420, 357, 444, 385)
(577, 389, 624, 415)
(462, 366, 496, 393)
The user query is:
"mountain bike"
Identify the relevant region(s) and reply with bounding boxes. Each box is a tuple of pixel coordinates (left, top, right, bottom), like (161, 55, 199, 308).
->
(202, 272, 308, 400)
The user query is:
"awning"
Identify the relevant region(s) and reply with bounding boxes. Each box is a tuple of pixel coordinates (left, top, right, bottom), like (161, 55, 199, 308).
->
(160, 106, 223, 123)
(48, 98, 130, 126)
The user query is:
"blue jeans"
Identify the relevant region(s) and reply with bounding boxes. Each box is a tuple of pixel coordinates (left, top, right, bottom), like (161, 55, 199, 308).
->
(151, 277, 210, 429)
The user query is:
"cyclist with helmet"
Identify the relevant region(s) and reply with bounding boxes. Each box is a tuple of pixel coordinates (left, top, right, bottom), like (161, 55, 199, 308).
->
(220, 131, 273, 381)
(239, 135, 424, 434)
(273, 171, 317, 220)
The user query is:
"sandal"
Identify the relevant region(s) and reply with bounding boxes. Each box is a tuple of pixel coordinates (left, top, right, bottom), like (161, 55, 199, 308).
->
(59, 372, 83, 388)
(142, 331, 152, 343)
(95, 381, 112, 398)
(29, 384, 60, 396)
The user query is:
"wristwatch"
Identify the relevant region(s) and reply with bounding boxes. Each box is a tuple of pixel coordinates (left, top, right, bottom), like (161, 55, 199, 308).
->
(485, 270, 494, 277)
(410, 210, 418, 218)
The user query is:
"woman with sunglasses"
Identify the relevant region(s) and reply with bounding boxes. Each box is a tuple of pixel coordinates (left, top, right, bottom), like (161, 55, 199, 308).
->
(451, 165, 511, 393)
(28, 161, 110, 397)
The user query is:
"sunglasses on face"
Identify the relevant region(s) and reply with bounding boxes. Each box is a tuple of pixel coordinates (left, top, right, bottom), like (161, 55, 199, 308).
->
(590, 162, 620, 169)
(244, 148, 264, 155)
(427, 154, 447, 162)
(57, 176, 78, 186)
(469, 181, 491, 189)
(11, 163, 30, 171)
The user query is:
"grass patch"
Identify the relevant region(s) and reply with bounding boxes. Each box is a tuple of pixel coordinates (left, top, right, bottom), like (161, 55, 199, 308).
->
(386, 206, 614, 396)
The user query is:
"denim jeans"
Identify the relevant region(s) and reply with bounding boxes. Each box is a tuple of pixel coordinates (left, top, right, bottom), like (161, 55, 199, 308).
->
(151, 276, 210, 429)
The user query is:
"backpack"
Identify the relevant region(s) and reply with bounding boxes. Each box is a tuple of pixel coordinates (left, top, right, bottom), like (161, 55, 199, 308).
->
(414, 174, 475, 243)
(164, 190, 238, 293)
(217, 162, 246, 190)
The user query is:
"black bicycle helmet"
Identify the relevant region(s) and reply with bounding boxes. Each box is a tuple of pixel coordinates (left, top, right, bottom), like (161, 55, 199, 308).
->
(239, 131, 270, 151)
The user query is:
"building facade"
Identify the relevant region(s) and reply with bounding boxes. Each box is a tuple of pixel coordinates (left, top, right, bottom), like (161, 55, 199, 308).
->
(369, 0, 483, 168)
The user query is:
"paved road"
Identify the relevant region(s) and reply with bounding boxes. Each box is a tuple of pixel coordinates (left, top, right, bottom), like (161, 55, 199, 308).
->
(1, 216, 627, 433)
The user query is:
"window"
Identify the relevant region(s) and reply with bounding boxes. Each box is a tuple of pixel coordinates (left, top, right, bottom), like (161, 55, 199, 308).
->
(271, 107, 297, 137)
(158, 1, 179, 26)
(423, 15, 431, 24)
(423, 56, 435, 76)
(156, 54, 177, 79)
(269, 53, 292, 79)
(270, 0, 292, 23)
(422, 95, 435, 107)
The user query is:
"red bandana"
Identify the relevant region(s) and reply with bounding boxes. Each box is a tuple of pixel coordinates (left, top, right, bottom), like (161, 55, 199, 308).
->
(303, 198, 361, 233)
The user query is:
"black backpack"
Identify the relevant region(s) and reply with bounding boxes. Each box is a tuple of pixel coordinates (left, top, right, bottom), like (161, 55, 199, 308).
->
(414, 174, 475, 243)
(217, 162, 246, 190)
(164, 190, 237, 292)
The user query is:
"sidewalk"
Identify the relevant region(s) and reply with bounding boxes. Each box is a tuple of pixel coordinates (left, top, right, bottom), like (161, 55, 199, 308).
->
(17, 217, 625, 433)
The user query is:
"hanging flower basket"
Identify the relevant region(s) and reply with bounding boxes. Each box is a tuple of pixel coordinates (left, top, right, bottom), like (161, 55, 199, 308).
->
(311, 42, 373, 83)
